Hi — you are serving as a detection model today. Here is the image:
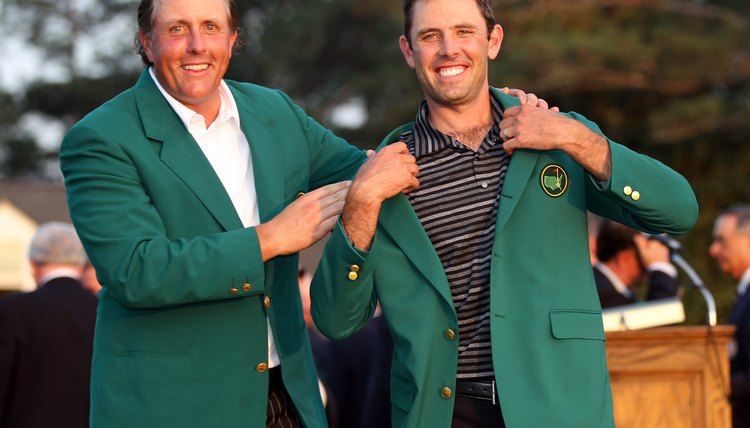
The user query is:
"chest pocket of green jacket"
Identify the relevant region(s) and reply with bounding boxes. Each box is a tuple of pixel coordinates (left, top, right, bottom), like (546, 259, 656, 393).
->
(549, 310, 605, 340)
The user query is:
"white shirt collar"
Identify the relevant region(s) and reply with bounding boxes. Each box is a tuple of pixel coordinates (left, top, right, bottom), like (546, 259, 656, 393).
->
(738, 267, 750, 297)
(595, 262, 632, 298)
(39, 267, 81, 287)
(148, 67, 240, 129)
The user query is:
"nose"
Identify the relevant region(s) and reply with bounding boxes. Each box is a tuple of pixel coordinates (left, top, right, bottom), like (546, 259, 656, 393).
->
(439, 34, 459, 58)
(187, 29, 206, 54)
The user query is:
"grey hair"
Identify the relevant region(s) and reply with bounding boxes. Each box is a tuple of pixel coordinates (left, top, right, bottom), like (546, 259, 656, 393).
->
(28, 222, 87, 266)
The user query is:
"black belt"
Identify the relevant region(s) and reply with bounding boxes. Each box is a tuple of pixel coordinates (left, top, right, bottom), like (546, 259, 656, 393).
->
(456, 379, 497, 404)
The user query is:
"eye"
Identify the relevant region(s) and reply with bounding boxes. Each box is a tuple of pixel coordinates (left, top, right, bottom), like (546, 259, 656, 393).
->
(420, 33, 438, 42)
(169, 25, 185, 34)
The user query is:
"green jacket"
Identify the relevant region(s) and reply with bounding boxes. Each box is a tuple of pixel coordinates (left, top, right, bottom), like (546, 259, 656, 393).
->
(60, 70, 365, 428)
(311, 88, 698, 427)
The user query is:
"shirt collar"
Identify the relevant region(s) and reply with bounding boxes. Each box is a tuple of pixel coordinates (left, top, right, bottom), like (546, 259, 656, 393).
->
(595, 262, 633, 299)
(412, 90, 503, 157)
(148, 67, 240, 130)
(738, 267, 750, 296)
(39, 267, 81, 287)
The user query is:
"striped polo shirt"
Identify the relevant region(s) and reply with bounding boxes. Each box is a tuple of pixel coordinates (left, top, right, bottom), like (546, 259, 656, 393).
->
(399, 93, 510, 379)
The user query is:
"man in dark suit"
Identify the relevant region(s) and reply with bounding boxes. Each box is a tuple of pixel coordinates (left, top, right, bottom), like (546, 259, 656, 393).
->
(594, 219, 682, 308)
(0, 222, 97, 428)
(709, 204, 750, 427)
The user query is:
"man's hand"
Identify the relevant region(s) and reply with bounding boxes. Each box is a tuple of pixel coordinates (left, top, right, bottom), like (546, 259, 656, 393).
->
(342, 143, 419, 251)
(499, 87, 560, 112)
(498, 105, 612, 180)
(256, 181, 351, 261)
(634, 234, 671, 267)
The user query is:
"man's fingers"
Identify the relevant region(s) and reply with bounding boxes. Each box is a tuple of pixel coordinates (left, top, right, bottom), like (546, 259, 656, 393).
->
(303, 180, 351, 200)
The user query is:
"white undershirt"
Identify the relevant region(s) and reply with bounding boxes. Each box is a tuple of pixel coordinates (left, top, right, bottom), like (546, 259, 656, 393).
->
(149, 68, 279, 368)
(738, 267, 750, 297)
(39, 267, 82, 287)
(595, 262, 633, 299)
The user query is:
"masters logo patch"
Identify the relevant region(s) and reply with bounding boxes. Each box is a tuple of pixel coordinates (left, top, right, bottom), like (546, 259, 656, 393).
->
(540, 164, 568, 197)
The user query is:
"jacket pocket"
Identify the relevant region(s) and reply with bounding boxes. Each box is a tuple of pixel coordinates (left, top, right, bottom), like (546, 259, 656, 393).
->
(391, 374, 416, 412)
(549, 310, 605, 341)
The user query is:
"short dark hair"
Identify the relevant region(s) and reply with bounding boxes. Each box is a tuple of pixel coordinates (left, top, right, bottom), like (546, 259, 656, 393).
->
(401, 0, 496, 47)
(595, 220, 638, 263)
(718, 204, 750, 234)
(134, 0, 243, 66)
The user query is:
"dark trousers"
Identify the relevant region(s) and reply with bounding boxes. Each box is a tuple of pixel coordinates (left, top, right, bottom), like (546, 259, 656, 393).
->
(451, 394, 505, 428)
(266, 367, 301, 428)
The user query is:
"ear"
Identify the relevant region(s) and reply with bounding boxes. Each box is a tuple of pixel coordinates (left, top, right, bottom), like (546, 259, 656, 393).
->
(139, 32, 155, 63)
(487, 24, 503, 60)
(399, 35, 416, 69)
(229, 30, 238, 56)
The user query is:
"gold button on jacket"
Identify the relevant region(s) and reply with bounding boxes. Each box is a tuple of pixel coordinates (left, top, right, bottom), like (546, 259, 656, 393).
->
(229, 288, 239, 295)
(256, 362, 268, 373)
(444, 329, 456, 340)
(264, 296, 271, 308)
(440, 387, 453, 399)
(242, 283, 252, 292)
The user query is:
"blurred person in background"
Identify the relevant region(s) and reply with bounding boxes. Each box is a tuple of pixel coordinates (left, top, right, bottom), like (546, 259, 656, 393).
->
(0, 222, 97, 428)
(709, 204, 750, 427)
(594, 219, 682, 308)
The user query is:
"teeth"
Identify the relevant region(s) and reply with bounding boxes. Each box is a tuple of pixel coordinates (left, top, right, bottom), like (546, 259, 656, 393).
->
(439, 66, 465, 77)
(183, 64, 209, 71)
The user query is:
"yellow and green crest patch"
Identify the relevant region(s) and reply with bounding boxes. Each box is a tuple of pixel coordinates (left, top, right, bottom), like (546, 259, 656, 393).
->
(540, 164, 568, 197)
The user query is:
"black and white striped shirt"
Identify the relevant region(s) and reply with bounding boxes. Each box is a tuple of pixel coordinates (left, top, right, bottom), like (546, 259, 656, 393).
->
(399, 94, 510, 379)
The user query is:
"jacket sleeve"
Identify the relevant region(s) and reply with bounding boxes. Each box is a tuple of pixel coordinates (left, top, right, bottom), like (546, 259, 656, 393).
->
(573, 112, 699, 235)
(311, 220, 379, 340)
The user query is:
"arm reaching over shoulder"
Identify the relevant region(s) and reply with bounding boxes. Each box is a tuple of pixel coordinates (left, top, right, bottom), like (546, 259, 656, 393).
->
(499, 87, 560, 112)
(256, 180, 351, 261)
(341, 143, 419, 251)
(499, 105, 611, 180)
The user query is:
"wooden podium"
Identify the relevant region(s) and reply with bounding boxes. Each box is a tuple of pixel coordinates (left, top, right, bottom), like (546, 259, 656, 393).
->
(605, 326, 735, 428)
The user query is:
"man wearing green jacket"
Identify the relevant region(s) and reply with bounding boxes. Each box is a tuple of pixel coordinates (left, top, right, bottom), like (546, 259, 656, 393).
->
(60, 0, 365, 426)
(311, 0, 698, 427)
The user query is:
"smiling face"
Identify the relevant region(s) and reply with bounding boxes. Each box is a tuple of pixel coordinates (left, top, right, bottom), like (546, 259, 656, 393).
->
(139, 0, 237, 119)
(399, 0, 502, 109)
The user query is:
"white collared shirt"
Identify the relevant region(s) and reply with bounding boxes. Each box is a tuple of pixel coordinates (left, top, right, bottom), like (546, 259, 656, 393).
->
(595, 262, 633, 299)
(738, 267, 750, 297)
(149, 69, 279, 368)
(39, 267, 82, 287)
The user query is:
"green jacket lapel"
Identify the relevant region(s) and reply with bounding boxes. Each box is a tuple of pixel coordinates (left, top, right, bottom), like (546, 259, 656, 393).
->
(377, 125, 453, 310)
(490, 88, 540, 236)
(134, 70, 243, 231)
(378, 194, 453, 307)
